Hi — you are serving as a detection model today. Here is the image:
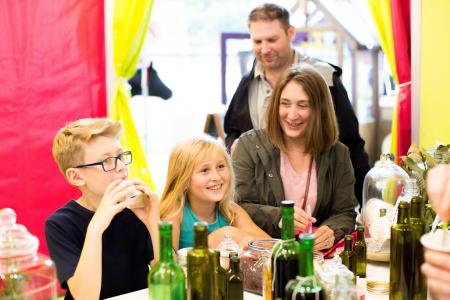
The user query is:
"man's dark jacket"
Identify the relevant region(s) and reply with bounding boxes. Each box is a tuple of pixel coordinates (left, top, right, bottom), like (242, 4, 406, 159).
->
(224, 61, 370, 204)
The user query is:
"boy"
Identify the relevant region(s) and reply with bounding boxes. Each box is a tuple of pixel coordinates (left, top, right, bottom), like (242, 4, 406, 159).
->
(45, 118, 159, 299)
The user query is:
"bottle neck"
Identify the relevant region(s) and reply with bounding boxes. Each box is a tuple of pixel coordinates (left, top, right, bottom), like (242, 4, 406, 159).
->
(356, 229, 364, 241)
(397, 205, 410, 224)
(159, 224, 173, 263)
(344, 237, 353, 251)
(411, 198, 423, 219)
(281, 205, 294, 240)
(230, 258, 240, 274)
(193, 223, 208, 249)
(403, 180, 419, 198)
(299, 235, 314, 277)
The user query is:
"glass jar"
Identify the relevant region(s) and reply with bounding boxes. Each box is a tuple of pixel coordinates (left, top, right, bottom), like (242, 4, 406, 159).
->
(240, 239, 278, 294)
(0, 208, 57, 299)
(361, 153, 409, 262)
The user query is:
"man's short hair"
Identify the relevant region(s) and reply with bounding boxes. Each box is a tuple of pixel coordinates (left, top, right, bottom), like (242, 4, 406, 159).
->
(248, 3, 291, 32)
(52, 118, 122, 176)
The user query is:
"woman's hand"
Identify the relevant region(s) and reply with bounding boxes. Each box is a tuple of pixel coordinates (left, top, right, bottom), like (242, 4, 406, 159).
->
(312, 225, 334, 250)
(422, 249, 450, 300)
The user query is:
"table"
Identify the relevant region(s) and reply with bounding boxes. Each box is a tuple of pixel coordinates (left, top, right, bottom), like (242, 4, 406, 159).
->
(107, 261, 392, 300)
(107, 290, 261, 300)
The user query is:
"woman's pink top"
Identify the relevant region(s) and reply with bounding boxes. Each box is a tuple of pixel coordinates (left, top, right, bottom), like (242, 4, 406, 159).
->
(280, 151, 318, 213)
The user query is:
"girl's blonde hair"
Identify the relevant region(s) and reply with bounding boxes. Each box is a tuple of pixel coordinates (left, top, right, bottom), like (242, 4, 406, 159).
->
(160, 137, 236, 224)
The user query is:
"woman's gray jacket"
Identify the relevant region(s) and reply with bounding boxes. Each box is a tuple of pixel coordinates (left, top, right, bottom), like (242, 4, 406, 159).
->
(232, 129, 358, 241)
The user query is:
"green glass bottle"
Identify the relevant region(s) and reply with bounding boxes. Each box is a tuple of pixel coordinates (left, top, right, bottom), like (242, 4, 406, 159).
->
(226, 255, 243, 300)
(148, 221, 185, 300)
(187, 222, 214, 300)
(285, 234, 325, 300)
(390, 201, 413, 300)
(354, 225, 367, 278)
(339, 235, 356, 276)
(212, 250, 227, 300)
(410, 195, 427, 299)
(271, 200, 300, 300)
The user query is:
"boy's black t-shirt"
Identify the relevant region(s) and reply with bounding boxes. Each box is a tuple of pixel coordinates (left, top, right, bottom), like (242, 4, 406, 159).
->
(45, 200, 153, 299)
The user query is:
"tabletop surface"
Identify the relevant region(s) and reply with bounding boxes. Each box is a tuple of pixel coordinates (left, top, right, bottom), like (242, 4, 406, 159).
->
(107, 261, 392, 300)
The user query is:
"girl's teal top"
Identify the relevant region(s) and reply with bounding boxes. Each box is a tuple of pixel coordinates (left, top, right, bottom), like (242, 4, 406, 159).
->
(179, 201, 229, 249)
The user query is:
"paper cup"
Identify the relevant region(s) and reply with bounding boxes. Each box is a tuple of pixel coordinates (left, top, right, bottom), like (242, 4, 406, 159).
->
(420, 229, 450, 253)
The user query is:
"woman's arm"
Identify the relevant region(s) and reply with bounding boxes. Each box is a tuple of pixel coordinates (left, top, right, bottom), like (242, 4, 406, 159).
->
(232, 134, 282, 237)
(320, 146, 358, 242)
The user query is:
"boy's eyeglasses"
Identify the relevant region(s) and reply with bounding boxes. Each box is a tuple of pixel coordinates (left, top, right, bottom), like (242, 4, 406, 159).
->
(75, 151, 132, 172)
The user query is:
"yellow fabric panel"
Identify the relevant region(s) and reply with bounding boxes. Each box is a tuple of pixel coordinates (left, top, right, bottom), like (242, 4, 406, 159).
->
(110, 82, 155, 191)
(113, 0, 155, 79)
(420, 0, 450, 147)
(368, 0, 398, 157)
(109, 0, 155, 190)
(367, 0, 398, 84)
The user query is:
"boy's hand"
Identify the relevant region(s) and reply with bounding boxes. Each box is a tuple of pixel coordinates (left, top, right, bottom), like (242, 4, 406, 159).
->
(129, 178, 160, 228)
(89, 179, 135, 235)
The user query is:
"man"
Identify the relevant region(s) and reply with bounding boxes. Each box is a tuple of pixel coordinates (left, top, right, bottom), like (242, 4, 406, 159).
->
(224, 3, 369, 204)
(45, 118, 159, 299)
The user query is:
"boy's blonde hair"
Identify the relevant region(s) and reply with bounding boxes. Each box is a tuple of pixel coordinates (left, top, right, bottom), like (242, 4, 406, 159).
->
(52, 118, 122, 176)
(160, 137, 236, 224)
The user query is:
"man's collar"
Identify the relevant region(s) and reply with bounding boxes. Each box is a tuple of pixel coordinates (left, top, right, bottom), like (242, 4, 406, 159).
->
(254, 60, 264, 79)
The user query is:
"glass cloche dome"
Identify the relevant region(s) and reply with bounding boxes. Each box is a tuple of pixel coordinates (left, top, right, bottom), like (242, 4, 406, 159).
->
(0, 208, 57, 299)
(361, 153, 409, 262)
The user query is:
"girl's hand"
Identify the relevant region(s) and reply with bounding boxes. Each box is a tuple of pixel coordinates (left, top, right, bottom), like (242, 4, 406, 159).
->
(312, 225, 334, 250)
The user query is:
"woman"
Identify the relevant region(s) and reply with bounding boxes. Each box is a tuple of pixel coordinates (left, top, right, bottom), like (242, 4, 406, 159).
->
(232, 65, 357, 250)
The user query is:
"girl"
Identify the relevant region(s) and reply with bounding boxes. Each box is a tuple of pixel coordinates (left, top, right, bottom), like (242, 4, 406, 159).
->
(160, 137, 269, 250)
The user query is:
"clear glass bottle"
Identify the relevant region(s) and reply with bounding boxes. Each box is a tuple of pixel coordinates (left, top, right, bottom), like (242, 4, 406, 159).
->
(410, 195, 426, 299)
(240, 238, 278, 294)
(397, 178, 420, 204)
(148, 221, 185, 300)
(187, 222, 214, 300)
(389, 201, 413, 300)
(339, 235, 356, 276)
(354, 226, 367, 278)
(0, 208, 57, 300)
(332, 271, 357, 300)
(212, 250, 227, 300)
(226, 255, 243, 300)
(271, 200, 300, 300)
(284, 234, 325, 300)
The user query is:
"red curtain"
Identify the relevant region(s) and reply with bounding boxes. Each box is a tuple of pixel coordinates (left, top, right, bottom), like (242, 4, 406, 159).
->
(0, 1, 106, 254)
(391, 1, 411, 159)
